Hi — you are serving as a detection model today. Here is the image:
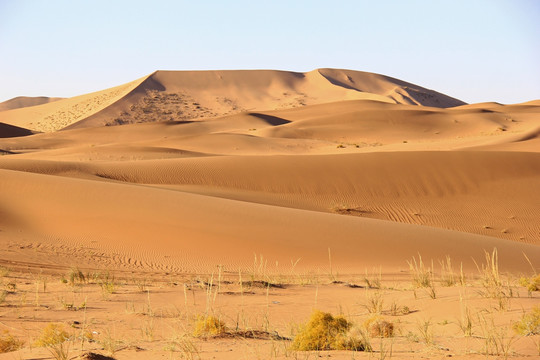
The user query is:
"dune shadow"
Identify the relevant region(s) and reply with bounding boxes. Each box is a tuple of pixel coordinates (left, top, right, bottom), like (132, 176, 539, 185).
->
(248, 113, 291, 126)
(0, 122, 34, 138)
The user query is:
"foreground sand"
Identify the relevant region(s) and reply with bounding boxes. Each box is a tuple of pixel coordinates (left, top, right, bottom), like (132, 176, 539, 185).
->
(0, 69, 539, 359)
(0, 265, 539, 359)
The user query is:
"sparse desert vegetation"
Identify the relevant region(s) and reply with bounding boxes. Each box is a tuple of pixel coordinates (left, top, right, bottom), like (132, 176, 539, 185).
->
(0, 250, 537, 359)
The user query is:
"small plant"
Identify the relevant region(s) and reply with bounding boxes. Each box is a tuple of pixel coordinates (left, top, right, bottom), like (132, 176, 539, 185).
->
(439, 256, 456, 286)
(0, 330, 24, 353)
(457, 304, 473, 337)
(193, 315, 226, 338)
(34, 323, 70, 360)
(141, 318, 155, 341)
(427, 282, 437, 299)
(291, 310, 368, 351)
(475, 249, 514, 311)
(476, 248, 502, 297)
(67, 267, 86, 286)
(167, 335, 201, 360)
(389, 301, 410, 316)
(407, 254, 432, 288)
(479, 315, 516, 357)
(364, 268, 382, 289)
(417, 319, 434, 344)
(98, 272, 116, 297)
(5, 282, 16, 293)
(364, 291, 384, 314)
(513, 306, 540, 335)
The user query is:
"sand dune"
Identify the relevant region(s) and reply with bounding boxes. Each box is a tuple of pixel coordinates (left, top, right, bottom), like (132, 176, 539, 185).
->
(0, 168, 538, 274)
(2, 70, 540, 359)
(67, 68, 466, 131)
(0, 96, 64, 111)
(0, 69, 539, 276)
(0, 69, 467, 133)
(0, 75, 149, 132)
(1, 149, 539, 246)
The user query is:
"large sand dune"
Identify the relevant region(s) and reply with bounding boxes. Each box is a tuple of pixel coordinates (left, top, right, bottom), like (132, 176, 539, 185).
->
(0, 70, 539, 275)
(0, 69, 539, 275)
(1, 69, 466, 133)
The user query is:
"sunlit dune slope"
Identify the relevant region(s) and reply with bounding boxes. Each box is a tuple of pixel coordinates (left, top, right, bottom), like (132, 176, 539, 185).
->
(0, 75, 149, 132)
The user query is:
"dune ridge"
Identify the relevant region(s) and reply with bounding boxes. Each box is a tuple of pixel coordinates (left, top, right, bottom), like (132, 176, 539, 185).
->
(0, 68, 467, 133)
(0, 96, 64, 111)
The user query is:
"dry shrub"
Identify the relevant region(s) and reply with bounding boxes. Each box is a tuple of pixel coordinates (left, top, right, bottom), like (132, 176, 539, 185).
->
(0, 330, 24, 353)
(513, 306, 540, 336)
(34, 323, 70, 360)
(193, 315, 226, 337)
(519, 274, 540, 292)
(292, 310, 368, 351)
(364, 316, 394, 338)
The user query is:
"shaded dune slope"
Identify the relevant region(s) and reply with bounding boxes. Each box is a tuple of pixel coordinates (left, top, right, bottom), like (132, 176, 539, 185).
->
(0, 122, 34, 138)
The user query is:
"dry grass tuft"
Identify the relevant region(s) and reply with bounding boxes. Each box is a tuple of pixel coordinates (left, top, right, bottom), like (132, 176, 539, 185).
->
(364, 316, 394, 338)
(35, 323, 71, 360)
(291, 310, 369, 351)
(0, 330, 24, 353)
(67, 267, 86, 286)
(193, 315, 227, 338)
(364, 291, 384, 314)
(407, 254, 432, 288)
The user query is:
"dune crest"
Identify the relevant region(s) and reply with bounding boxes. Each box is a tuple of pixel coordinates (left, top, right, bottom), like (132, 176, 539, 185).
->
(0, 69, 467, 133)
(0, 96, 64, 112)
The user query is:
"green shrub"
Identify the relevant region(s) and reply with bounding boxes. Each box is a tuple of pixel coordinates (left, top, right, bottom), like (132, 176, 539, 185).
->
(292, 310, 368, 351)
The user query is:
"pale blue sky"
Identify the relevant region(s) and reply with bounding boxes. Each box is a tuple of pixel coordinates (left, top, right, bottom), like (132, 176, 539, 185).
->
(0, 0, 539, 104)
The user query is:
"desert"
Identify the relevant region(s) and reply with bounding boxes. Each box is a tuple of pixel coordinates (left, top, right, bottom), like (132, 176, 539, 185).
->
(0, 67, 539, 360)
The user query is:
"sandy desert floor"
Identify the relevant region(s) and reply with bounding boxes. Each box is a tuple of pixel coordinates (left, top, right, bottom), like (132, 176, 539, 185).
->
(0, 69, 539, 359)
